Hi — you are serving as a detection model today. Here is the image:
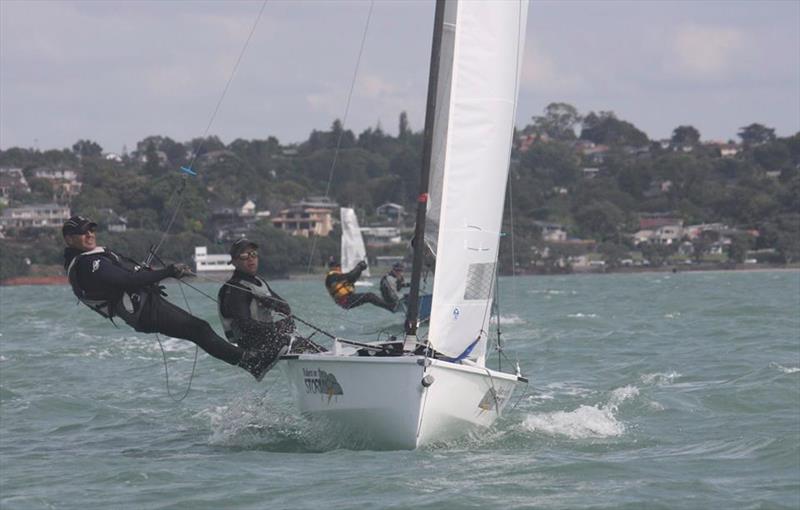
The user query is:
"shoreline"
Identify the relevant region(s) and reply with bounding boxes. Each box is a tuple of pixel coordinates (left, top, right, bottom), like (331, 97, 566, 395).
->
(2, 264, 797, 287)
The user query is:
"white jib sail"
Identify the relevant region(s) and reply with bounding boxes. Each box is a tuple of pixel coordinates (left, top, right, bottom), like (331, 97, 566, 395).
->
(427, 0, 528, 364)
(340, 207, 370, 277)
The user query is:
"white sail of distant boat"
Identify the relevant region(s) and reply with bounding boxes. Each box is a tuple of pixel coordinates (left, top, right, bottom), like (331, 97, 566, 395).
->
(281, 0, 529, 449)
(339, 207, 372, 286)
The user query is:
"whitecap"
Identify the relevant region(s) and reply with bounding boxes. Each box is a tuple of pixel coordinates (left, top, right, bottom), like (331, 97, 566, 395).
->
(567, 313, 598, 318)
(491, 314, 525, 325)
(0, 355, 6, 362)
(770, 363, 800, 374)
(641, 371, 680, 385)
(522, 385, 638, 439)
(522, 405, 624, 439)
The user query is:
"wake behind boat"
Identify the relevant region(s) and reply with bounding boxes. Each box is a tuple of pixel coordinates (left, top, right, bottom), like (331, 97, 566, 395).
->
(281, 0, 530, 449)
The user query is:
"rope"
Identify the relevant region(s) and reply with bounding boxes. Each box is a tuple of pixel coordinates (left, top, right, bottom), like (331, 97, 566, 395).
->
(154, 277, 199, 403)
(182, 273, 339, 342)
(306, 0, 375, 273)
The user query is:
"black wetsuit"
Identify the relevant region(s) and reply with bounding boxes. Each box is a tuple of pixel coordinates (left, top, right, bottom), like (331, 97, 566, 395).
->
(218, 270, 293, 352)
(64, 247, 244, 366)
(379, 271, 409, 310)
(325, 265, 395, 312)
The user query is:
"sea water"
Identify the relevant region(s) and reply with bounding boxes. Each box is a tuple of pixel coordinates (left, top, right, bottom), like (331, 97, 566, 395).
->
(1, 270, 798, 509)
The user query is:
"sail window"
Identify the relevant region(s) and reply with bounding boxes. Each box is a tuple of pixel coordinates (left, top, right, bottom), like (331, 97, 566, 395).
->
(464, 262, 495, 300)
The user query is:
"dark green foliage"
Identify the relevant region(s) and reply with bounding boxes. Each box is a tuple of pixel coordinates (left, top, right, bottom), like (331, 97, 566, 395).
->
(0, 107, 798, 280)
(0, 240, 31, 280)
(580, 111, 649, 147)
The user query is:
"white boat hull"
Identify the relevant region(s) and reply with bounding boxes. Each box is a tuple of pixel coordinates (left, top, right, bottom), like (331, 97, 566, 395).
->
(280, 353, 525, 449)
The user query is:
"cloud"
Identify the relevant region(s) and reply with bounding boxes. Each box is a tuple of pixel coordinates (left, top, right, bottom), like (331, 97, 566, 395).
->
(520, 39, 584, 94)
(669, 24, 746, 79)
(359, 74, 398, 99)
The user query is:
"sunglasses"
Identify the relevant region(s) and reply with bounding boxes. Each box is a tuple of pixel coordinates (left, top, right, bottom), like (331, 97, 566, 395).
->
(237, 250, 258, 260)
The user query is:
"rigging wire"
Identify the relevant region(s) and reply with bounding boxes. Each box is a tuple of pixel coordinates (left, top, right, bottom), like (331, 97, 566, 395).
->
(184, 0, 269, 173)
(148, 0, 269, 266)
(305, 0, 375, 274)
(143, 1, 270, 398)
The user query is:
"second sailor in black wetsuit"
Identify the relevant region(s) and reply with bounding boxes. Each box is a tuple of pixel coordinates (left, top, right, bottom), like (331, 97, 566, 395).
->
(62, 216, 278, 381)
(218, 239, 321, 359)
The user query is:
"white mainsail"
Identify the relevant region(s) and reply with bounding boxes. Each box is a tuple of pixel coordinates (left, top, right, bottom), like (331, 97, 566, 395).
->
(340, 207, 370, 277)
(281, 0, 529, 450)
(426, 0, 528, 364)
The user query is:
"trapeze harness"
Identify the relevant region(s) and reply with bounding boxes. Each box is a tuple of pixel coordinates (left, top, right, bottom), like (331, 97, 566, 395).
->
(218, 275, 281, 341)
(66, 247, 150, 327)
(326, 269, 354, 306)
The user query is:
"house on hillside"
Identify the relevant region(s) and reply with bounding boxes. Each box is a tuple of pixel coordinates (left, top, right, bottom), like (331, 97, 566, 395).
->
(272, 204, 334, 237)
(32, 167, 82, 200)
(0, 168, 30, 203)
(0, 203, 70, 230)
(376, 202, 405, 224)
(533, 221, 568, 242)
(638, 213, 682, 231)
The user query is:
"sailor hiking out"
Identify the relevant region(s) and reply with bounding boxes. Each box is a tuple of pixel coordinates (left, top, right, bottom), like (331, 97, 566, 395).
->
(379, 262, 410, 312)
(325, 257, 395, 312)
(62, 216, 280, 381)
(218, 239, 320, 364)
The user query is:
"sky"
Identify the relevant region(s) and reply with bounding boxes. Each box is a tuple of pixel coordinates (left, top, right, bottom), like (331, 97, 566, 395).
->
(1, 0, 798, 153)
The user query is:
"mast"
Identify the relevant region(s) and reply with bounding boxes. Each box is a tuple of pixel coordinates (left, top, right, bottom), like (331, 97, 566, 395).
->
(404, 0, 447, 340)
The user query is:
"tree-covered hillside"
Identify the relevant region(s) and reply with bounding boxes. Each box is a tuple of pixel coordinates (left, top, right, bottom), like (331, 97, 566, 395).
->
(1, 104, 798, 280)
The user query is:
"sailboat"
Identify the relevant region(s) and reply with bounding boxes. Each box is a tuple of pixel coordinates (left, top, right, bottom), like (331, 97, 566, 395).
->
(281, 0, 529, 449)
(339, 207, 373, 286)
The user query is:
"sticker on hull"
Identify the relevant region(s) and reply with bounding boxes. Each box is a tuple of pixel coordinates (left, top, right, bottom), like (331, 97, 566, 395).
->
(303, 368, 343, 402)
(478, 387, 510, 412)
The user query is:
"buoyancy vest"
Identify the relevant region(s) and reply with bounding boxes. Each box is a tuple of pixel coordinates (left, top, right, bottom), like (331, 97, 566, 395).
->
(66, 247, 148, 323)
(218, 275, 278, 341)
(326, 270, 354, 302)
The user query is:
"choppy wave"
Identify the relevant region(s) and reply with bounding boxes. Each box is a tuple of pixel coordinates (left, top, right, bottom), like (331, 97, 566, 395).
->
(522, 385, 639, 439)
(491, 314, 525, 325)
(641, 371, 681, 385)
(567, 313, 598, 318)
(770, 362, 800, 374)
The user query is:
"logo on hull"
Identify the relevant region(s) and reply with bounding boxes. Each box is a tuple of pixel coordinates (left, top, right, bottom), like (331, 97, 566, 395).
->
(303, 368, 343, 402)
(478, 387, 510, 412)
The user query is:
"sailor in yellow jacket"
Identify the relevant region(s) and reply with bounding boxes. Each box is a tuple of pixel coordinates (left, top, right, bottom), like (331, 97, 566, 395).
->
(324, 257, 396, 312)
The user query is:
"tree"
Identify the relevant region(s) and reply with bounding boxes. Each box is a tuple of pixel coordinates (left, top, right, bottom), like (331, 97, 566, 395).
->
(398, 111, 410, 141)
(520, 141, 580, 186)
(531, 102, 582, 140)
(573, 200, 624, 241)
(738, 123, 776, 147)
(143, 141, 162, 176)
(580, 111, 649, 147)
(72, 139, 103, 158)
(671, 125, 701, 148)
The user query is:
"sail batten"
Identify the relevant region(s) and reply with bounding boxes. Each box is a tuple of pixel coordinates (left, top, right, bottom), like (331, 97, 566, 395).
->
(425, 0, 529, 364)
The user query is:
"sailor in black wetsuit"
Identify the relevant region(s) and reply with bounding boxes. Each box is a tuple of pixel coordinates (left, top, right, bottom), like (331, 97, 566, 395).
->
(62, 216, 278, 381)
(218, 239, 321, 357)
(379, 262, 410, 312)
(325, 257, 395, 312)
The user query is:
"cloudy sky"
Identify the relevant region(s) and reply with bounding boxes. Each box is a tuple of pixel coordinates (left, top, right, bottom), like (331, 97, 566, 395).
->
(1, 0, 798, 153)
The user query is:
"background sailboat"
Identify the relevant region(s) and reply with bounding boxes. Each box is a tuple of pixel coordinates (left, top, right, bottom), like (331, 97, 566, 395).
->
(339, 207, 373, 286)
(281, 0, 529, 449)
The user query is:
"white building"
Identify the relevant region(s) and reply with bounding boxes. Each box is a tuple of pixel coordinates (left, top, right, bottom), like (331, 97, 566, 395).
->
(0, 203, 70, 229)
(193, 246, 235, 273)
